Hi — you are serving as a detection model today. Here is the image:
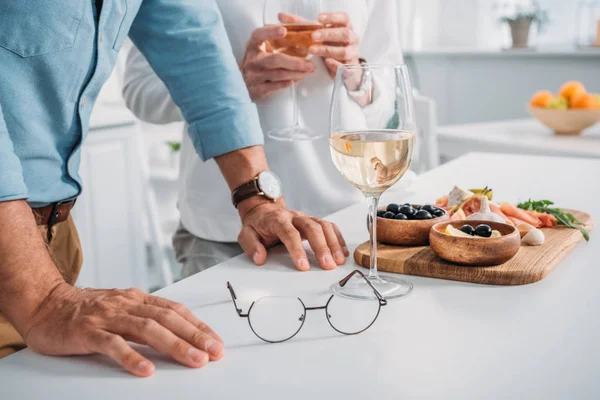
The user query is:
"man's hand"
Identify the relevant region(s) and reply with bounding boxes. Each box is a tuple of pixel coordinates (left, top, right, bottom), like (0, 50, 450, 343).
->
(240, 25, 316, 101)
(23, 282, 224, 377)
(237, 201, 348, 271)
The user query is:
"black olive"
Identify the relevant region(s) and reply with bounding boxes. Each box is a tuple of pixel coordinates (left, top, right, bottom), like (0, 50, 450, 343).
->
(432, 209, 446, 218)
(377, 210, 387, 218)
(475, 224, 493, 238)
(460, 225, 476, 236)
(386, 203, 400, 214)
(383, 211, 396, 219)
(415, 210, 433, 220)
(399, 205, 416, 217)
(420, 204, 435, 213)
(393, 213, 408, 220)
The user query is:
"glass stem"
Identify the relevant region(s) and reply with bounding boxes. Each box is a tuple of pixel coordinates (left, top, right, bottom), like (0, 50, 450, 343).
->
(291, 81, 299, 129)
(366, 195, 381, 280)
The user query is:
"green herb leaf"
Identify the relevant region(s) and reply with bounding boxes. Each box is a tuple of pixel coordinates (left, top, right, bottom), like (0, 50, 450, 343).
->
(517, 198, 589, 241)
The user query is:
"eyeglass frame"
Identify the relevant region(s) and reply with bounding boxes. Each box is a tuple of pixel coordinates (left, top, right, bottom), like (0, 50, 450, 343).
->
(226, 269, 388, 344)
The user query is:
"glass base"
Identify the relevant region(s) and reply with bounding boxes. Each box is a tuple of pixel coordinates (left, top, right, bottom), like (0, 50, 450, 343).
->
(266, 126, 323, 142)
(332, 274, 413, 301)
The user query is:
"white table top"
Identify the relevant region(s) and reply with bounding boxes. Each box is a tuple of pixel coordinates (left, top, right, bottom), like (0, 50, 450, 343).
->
(1, 153, 599, 400)
(438, 119, 600, 160)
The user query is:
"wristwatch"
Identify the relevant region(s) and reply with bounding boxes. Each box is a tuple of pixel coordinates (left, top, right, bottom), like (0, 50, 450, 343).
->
(231, 171, 283, 208)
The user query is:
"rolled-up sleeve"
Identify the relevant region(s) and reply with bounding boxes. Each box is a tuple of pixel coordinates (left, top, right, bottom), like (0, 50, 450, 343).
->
(127, 0, 263, 161)
(0, 102, 28, 202)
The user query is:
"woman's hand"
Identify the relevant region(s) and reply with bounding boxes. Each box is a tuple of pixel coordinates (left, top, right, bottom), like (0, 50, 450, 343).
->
(240, 25, 316, 101)
(309, 12, 361, 79)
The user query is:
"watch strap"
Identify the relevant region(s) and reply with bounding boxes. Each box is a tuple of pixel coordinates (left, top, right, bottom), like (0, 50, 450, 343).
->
(231, 178, 261, 209)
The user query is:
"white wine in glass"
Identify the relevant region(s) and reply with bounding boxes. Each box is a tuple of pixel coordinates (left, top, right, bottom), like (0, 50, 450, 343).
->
(329, 65, 416, 300)
(263, 0, 322, 141)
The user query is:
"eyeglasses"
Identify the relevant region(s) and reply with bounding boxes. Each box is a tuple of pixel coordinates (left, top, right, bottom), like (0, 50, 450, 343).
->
(226, 270, 387, 343)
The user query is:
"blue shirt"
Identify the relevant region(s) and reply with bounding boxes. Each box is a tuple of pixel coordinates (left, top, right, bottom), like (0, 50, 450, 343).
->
(0, 0, 263, 205)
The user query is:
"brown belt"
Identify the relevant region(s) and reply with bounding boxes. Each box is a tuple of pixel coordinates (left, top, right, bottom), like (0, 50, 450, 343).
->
(32, 200, 76, 227)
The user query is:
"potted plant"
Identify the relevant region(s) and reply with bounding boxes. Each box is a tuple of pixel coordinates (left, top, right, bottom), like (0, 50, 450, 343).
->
(496, 1, 549, 48)
(166, 140, 181, 169)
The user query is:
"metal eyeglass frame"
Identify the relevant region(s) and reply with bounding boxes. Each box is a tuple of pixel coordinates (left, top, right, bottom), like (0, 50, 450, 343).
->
(226, 269, 388, 344)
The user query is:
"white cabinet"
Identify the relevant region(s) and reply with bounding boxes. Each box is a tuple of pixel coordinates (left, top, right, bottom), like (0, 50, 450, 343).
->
(71, 104, 148, 290)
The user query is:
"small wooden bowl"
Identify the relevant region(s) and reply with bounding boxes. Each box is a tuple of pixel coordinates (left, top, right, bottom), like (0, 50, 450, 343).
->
(528, 106, 600, 136)
(377, 206, 449, 246)
(430, 220, 521, 266)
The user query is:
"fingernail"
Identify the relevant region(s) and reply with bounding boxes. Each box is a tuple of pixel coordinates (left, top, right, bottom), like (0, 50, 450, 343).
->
(298, 257, 310, 271)
(309, 46, 318, 54)
(312, 31, 322, 41)
(205, 339, 224, 356)
(253, 251, 260, 264)
(189, 348, 207, 363)
(278, 27, 286, 36)
(323, 254, 335, 268)
(343, 246, 349, 256)
(334, 251, 345, 263)
(137, 361, 154, 374)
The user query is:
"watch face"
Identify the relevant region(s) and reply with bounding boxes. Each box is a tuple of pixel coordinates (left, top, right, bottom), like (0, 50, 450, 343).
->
(257, 171, 283, 200)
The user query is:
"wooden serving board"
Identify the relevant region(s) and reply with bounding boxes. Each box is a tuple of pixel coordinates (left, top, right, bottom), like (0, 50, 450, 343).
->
(354, 210, 594, 286)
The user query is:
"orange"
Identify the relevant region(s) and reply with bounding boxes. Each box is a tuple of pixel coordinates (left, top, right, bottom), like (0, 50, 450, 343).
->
(530, 91, 554, 108)
(558, 81, 586, 104)
(571, 93, 599, 110)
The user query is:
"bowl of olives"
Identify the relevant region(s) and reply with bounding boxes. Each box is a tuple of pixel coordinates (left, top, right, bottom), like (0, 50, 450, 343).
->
(377, 203, 449, 246)
(429, 220, 521, 266)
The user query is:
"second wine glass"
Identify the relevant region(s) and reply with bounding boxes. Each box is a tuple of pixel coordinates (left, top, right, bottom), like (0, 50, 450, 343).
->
(263, 0, 323, 141)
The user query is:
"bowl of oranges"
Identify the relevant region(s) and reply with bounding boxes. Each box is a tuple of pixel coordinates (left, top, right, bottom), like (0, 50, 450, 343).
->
(528, 81, 600, 135)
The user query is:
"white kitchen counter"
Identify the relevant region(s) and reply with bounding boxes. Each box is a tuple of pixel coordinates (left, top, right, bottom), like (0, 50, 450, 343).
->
(438, 118, 600, 160)
(1, 153, 598, 399)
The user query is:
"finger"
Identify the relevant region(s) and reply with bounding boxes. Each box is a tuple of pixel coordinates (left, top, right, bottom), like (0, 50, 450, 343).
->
(247, 25, 287, 51)
(89, 330, 155, 377)
(278, 12, 310, 24)
(238, 226, 267, 266)
(249, 80, 293, 100)
(331, 222, 349, 256)
(292, 217, 337, 270)
(250, 53, 316, 72)
(144, 295, 224, 344)
(308, 45, 359, 62)
(109, 315, 210, 369)
(312, 27, 358, 45)
(324, 58, 342, 79)
(245, 68, 312, 83)
(273, 221, 311, 271)
(314, 220, 346, 265)
(318, 12, 350, 27)
(133, 305, 224, 361)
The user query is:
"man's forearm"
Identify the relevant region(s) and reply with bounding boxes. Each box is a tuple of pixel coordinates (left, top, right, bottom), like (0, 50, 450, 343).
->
(214, 145, 284, 219)
(0, 200, 64, 335)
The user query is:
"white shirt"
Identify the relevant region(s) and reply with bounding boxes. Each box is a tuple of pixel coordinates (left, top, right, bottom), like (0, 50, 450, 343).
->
(123, 0, 411, 242)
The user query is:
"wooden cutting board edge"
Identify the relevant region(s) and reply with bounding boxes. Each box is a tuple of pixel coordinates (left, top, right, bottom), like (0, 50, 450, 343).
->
(354, 211, 594, 286)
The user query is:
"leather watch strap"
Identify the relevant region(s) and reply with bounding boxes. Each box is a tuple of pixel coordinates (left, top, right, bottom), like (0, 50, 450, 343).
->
(231, 178, 261, 209)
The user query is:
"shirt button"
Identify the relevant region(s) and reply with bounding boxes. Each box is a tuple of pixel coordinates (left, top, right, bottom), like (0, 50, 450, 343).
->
(99, 32, 103, 42)
(81, 99, 85, 109)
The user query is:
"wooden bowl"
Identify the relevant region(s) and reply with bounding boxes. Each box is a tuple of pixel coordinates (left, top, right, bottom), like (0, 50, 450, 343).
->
(377, 206, 449, 246)
(429, 220, 521, 266)
(528, 106, 600, 136)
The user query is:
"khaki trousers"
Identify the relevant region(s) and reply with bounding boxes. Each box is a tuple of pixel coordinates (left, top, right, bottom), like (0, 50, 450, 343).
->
(0, 215, 83, 359)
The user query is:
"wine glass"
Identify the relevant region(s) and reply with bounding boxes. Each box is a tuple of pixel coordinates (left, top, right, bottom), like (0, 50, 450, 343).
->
(263, 0, 323, 141)
(329, 64, 416, 300)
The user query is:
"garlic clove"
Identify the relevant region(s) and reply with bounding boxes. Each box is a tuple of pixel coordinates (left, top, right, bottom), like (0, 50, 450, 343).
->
(521, 228, 545, 246)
